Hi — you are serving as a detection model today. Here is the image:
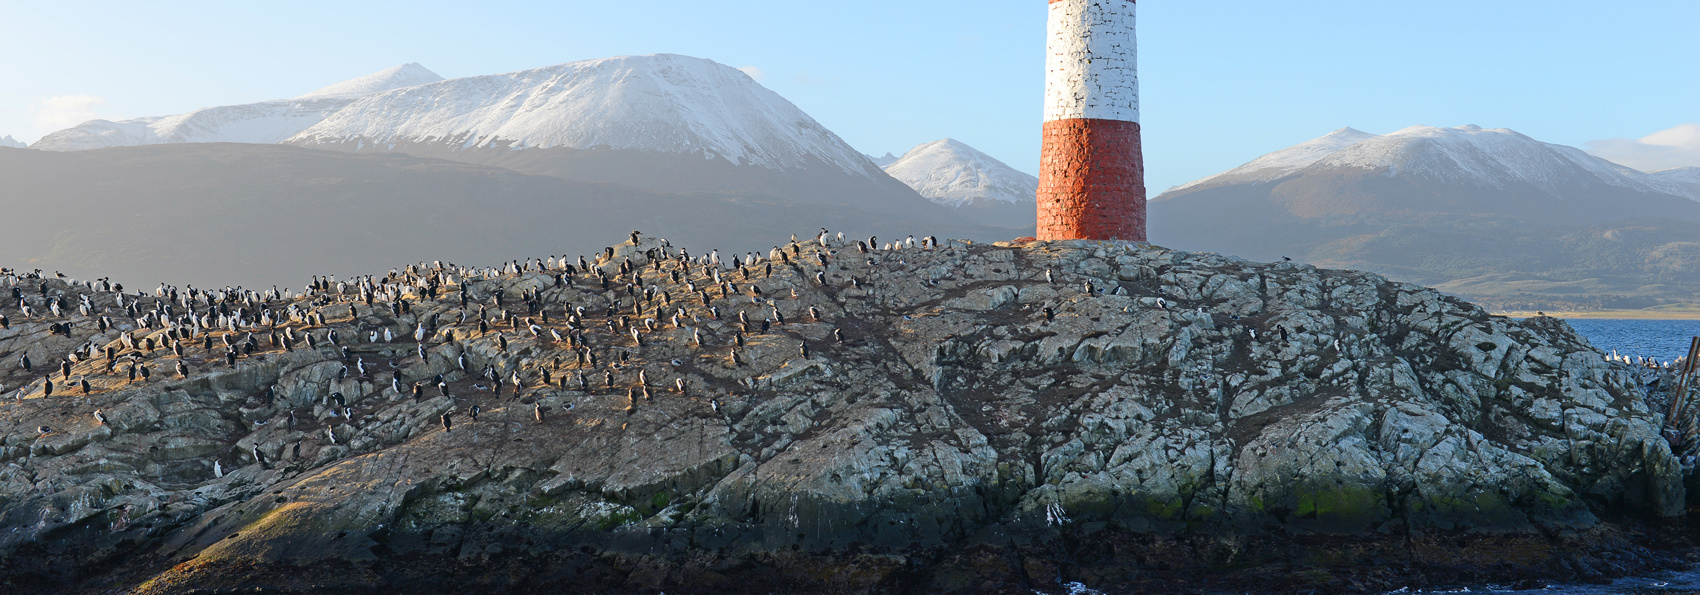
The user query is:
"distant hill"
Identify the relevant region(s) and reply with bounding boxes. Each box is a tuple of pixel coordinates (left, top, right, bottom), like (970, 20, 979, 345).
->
(880, 138, 1036, 229)
(0, 144, 1012, 289)
(1151, 125, 1700, 311)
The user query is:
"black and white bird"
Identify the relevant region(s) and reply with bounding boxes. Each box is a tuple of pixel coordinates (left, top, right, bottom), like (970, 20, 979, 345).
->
(441, 411, 454, 432)
(93, 409, 107, 426)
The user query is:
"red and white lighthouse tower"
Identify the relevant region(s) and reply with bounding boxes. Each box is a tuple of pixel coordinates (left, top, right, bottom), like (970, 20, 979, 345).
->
(1037, 0, 1145, 242)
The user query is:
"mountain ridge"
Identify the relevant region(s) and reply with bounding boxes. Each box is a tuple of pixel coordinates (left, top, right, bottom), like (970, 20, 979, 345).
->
(286, 54, 876, 177)
(30, 64, 444, 151)
(1151, 125, 1700, 311)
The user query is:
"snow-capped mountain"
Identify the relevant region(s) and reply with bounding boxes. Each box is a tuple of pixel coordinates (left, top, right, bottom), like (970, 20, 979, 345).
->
(1170, 125, 1696, 201)
(882, 139, 1037, 207)
(0, 135, 24, 149)
(288, 54, 876, 176)
(30, 64, 442, 151)
(1170, 127, 1377, 192)
(875, 139, 1035, 228)
(1649, 167, 1700, 200)
(1150, 124, 1700, 311)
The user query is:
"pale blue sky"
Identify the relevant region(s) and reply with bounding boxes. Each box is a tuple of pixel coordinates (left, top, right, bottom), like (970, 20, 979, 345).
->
(3, 0, 1696, 191)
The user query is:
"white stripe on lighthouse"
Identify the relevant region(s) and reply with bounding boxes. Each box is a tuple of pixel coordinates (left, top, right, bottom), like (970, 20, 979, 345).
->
(1043, 0, 1139, 124)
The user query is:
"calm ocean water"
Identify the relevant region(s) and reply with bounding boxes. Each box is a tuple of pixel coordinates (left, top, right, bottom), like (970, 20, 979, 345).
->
(1563, 319, 1700, 364)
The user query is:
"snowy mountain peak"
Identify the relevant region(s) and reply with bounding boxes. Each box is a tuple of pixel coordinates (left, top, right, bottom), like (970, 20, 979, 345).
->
(1170, 126, 1377, 192)
(1165, 124, 1700, 203)
(0, 135, 24, 149)
(288, 53, 878, 175)
(882, 138, 1037, 207)
(1313, 125, 1647, 195)
(294, 63, 443, 100)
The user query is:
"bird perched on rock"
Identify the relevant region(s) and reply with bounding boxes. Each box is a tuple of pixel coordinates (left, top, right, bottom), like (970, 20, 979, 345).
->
(441, 411, 453, 432)
(534, 403, 545, 424)
(799, 342, 810, 359)
(93, 409, 107, 426)
(470, 404, 481, 422)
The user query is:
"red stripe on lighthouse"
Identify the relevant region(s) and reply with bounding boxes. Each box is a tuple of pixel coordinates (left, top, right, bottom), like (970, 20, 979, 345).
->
(1039, 0, 1144, 242)
(1038, 118, 1145, 241)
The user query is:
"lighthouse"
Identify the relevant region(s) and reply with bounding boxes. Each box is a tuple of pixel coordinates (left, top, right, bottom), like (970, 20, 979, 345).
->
(1038, 0, 1145, 242)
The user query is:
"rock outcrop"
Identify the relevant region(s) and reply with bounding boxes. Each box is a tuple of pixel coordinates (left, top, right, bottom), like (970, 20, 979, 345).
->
(0, 235, 1685, 593)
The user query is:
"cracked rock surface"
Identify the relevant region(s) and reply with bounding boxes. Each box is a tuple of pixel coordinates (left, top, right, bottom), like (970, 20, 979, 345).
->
(0, 236, 1683, 593)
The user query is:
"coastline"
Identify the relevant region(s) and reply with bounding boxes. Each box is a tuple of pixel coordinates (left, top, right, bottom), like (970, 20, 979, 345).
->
(1496, 307, 1700, 320)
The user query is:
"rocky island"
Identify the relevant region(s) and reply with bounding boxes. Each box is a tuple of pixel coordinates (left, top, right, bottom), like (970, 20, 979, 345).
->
(0, 234, 1691, 594)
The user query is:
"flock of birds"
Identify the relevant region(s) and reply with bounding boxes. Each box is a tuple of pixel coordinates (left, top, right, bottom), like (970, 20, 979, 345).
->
(13, 227, 1676, 479)
(0, 229, 994, 466)
(1608, 350, 1689, 371)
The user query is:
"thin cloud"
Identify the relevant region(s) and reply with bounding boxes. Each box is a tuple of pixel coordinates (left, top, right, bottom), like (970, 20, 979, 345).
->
(738, 66, 765, 82)
(1584, 123, 1700, 172)
(30, 94, 106, 133)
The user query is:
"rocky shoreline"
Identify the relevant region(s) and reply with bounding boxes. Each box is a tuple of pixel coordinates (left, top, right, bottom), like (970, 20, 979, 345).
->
(0, 235, 1692, 593)
(6, 516, 1697, 593)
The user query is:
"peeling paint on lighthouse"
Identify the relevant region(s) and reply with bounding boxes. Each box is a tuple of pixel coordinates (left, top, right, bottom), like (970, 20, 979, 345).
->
(1038, 0, 1146, 242)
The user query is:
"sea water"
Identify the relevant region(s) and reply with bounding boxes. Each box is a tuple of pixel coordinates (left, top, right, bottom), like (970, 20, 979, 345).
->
(1390, 568, 1700, 593)
(1566, 319, 1700, 364)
